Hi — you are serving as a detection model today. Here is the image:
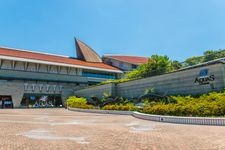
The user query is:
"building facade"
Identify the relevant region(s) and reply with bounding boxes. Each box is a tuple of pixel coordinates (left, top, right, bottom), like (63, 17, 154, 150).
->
(103, 55, 149, 72)
(0, 39, 123, 108)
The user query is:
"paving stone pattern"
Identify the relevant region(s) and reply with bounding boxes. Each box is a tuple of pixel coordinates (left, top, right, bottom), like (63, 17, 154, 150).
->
(0, 109, 225, 150)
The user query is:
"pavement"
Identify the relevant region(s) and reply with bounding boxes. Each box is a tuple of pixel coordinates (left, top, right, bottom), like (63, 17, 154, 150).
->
(0, 108, 224, 150)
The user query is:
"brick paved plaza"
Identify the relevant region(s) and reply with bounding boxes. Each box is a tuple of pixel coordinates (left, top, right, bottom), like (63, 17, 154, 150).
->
(0, 109, 224, 150)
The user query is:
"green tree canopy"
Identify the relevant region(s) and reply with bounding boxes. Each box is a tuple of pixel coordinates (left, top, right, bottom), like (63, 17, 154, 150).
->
(184, 49, 225, 66)
(183, 56, 203, 66)
(102, 48, 225, 84)
(203, 49, 225, 62)
(126, 55, 180, 79)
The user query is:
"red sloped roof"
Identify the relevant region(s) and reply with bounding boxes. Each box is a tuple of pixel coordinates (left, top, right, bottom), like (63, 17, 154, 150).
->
(76, 39, 102, 62)
(104, 55, 149, 65)
(0, 47, 121, 72)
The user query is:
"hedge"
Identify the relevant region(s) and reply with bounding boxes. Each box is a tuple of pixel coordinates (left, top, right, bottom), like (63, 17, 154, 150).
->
(142, 90, 225, 117)
(66, 96, 94, 109)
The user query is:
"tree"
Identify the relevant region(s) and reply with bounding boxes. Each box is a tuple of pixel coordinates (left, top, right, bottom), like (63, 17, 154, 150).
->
(203, 50, 216, 62)
(146, 55, 172, 75)
(203, 49, 225, 62)
(171, 60, 182, 70)
(184, 49, 225, 67)
(183, 56, 203, 66)
(126, 55, 174, 79)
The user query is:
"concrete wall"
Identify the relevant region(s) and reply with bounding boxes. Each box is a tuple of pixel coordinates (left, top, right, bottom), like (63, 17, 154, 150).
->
(74, 63, 225, 99)
(0, 80, 24, 108)
(116, 63, 224, 98)
(74, 83, 115, 99)
(0, 80, 82, 107)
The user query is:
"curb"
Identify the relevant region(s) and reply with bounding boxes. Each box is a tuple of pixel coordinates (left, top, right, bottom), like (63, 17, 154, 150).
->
(68, 107, 225, 126)
(132, 112, 225, 126)
(68, 107, 133, 115)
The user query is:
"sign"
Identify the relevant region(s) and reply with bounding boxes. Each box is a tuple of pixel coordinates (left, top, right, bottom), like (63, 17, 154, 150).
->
(194, 69, 215, 85)
(24, 83, 63, 93)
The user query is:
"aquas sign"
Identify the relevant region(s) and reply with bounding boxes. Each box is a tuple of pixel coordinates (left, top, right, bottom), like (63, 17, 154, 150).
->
(194, 69, 215, 85)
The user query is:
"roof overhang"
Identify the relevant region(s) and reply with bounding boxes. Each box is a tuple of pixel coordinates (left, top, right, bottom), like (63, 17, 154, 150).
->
(0, 55, 123, 73)
(103, 56, 145, 65)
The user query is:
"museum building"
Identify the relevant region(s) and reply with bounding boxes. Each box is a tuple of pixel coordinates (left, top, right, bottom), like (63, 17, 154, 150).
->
(0, 39, 123, 108)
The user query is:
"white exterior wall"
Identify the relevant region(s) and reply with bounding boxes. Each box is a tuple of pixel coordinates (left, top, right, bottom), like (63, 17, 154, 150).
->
(15, 61, 25, 70)
(59, 66, 68, 74)
(69, 68, 77, 75)
(27, 63, 36, 72)
(1, 60, 12, 69)
(49, 65, 58, 73)
(39, 64, 48, 72)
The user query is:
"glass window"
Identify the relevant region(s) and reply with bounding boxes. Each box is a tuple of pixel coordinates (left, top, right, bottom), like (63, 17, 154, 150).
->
(132, 64, 137, 69)
(119, 62, 124, 68)
(82, 72, 116, 79)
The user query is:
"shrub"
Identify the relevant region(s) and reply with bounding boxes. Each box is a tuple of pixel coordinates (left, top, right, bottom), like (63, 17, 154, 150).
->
(99, 78, 131, 85)
(102, 103, 138, 111)
(142, 90, 225, 117)
(66, 96, 94, 109)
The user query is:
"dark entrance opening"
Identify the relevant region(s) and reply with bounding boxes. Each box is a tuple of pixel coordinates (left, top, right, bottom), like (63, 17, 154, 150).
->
(0, 96, 13, 109)
(20, 94, 62, 108)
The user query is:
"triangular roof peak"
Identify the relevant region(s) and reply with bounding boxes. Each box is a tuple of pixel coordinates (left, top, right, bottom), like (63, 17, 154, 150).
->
(75, 38, 102, 63)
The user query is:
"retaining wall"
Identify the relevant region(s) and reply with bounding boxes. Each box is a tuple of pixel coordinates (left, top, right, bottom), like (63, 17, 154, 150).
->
(74, 63, 225, 99)
(74, 83, 115, 99)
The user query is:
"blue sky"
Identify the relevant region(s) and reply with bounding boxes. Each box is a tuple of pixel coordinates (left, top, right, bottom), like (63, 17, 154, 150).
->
(0, 0, 225, 61)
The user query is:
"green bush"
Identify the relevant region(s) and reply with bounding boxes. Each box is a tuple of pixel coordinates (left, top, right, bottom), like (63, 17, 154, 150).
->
(99, 78, 131, 85)
(142, 90, 225, 117)
(66, 96, 94, 109)
(102, 103, 138, 111)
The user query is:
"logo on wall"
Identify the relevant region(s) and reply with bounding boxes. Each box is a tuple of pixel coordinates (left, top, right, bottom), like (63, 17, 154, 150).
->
(194, 69, 215, 85)
(24, 83, 63, 93)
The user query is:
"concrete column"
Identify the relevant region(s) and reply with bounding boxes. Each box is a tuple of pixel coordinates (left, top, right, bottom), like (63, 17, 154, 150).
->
(11, 92, 24, 108)
(0, 81, 24, 108)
